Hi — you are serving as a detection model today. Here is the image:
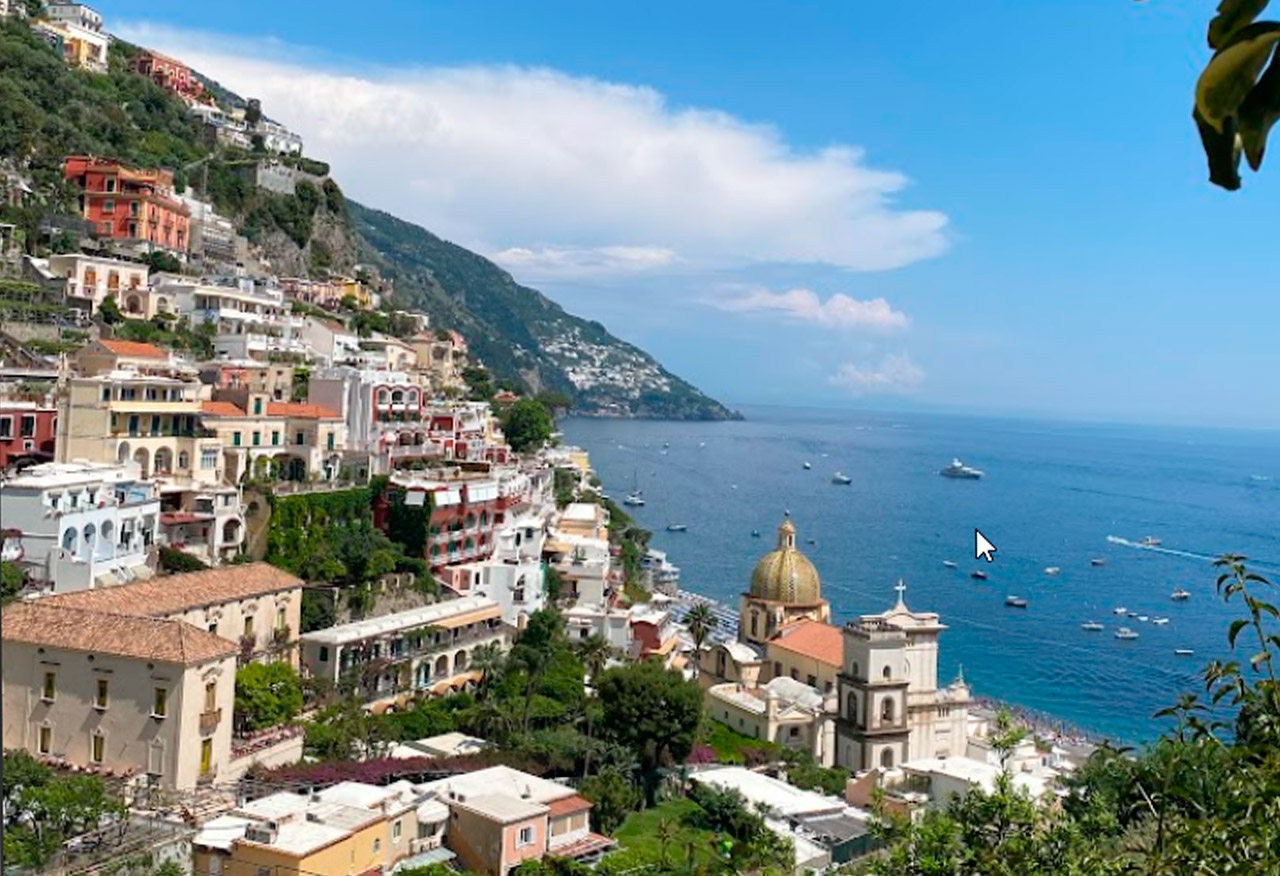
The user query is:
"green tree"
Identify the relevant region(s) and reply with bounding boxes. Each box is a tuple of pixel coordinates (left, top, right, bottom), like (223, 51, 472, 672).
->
(501, 398, 553, 454)
(597, 661, 703, 806)
(574, 633, 614, 686)
(1, 559, 25, 603)
(98, 294, 123, 324)
(235, 662, 304, 731)
(683, 604, 717, 673)
(580, 771, 642, 835)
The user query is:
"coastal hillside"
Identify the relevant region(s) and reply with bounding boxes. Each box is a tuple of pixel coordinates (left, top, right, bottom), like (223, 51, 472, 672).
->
(0, 20, 736, 420)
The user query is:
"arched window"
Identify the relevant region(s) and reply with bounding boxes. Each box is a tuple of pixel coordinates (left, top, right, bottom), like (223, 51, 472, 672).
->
(62, 528, 77, 551)
(880, 748, 895, 769)
(83, 524, 96, 551)
(454, 650, 468, 672)
(117, 441, 131, 463)
(750, 612, 759, 637)
(391, 390, 404, 404)
(851, 661, 860, 680)
(178, 451, 190, 470)
(377, 389, 389, 404)
(434, 655, 448, 678)
(882, 665, 892, 680)
(881, 698, 895, 724)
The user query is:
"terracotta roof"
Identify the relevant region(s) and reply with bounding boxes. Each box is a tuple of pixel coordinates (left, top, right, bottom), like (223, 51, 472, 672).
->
(201, 400, 247, 417)
(41, 563, 303, 618)
(98, 339, 167, 359)
(768, 619, 843, 667)
(1, 602, 236, 665)
(267, 402, 340, 420)
(546, 795, 592, 818)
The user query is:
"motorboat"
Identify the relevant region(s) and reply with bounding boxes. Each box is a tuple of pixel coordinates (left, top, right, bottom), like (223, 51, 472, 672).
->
(1044, 566, 1061, 576)
(751, 530, 761, 538)
(1171, 588, 1190, 601)
(665, 524, 688, 533)
(1137, 615, 1149, 622)
(623, 491, 645, 507)
(806, 538, 818, 546)
(832, 472, 852, 485)
(803, 462, 812, 470)
(1081, 621, 1105, 631)
(940, 458, 984, 479)
(1090, 558, 1108, 567)
(1127, 612, 1138, 618)
(1005, 596, 1028, 608)
(1140, 536, 1162, 547)
(971, 570, 989, 581)
(1113, 606, 1128, 614)
(663, 442, 670, 449)
(1152, 617, 1170, 626)
(1115, 627, 1140, 640)
(1174, 648, 1195, 656)
(943, 560, 958, 569)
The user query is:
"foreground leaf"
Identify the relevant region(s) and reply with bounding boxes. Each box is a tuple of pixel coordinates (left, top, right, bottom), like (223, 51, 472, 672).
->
(1195, 23, 1280, 131)
(1208, 0, 1272, 49)
(1238, 51, 1280, 168)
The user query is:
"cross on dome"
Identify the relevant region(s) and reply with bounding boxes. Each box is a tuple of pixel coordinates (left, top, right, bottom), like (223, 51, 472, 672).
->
(894, 579, 908, 606)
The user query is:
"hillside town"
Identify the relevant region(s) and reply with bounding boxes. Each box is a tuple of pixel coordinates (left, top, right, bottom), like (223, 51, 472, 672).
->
(2, 4, 1128, 876)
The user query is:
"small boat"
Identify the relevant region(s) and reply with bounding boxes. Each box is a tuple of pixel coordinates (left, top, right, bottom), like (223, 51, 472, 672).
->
(1081, 621, 1105, 631)
(1152, 617, 1170, 626)
(698, 441, 706, 448)
(1137, 615, 1149, 622)
(971, 570, 989, 581)
(1005, 596, 1028, 608)
(666, 524, 688, 533)
(803, 462, 812, 470)
(940, 458, 984, 479)
(1127, 612, 1138, 618)
(663, 442, 670, 449)
(831, 472, 852, 485)
(1115, 627, 1139, 640)
(943, 560, 958, 569)
(1090, 558, 1107, 567)
(806, 538, 817, 546)
(1174, 648, 1195, 656)
(1113, 606, 1128, 614)
(1043, 566, 1061, 576)
(1140, 536, 1162, 547)
(623, 492, 645, 507)
(1171, 588, 1190, 601)
(751, 530, 761, 538)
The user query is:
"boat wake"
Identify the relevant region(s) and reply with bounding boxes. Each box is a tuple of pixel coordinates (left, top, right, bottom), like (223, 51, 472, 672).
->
(1106, 536, 1280, 574)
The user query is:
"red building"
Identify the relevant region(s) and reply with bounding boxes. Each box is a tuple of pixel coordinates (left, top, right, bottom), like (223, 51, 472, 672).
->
(63, 156, 190, 254)
(130, 49, 203, 103)
(0, 405, 58, 469)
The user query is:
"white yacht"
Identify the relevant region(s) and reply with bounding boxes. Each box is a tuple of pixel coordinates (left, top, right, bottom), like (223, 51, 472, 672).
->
(943, 560, 958, 569)
(803, 461, 812, 470)
(1113, 606, 1128, 615)
(1152, 617, 1170, 626)
(623, 491, 645, 507)
(1174, 648, 1195, 656)
(1171, 588, 1191, 601)
(1140, 536, 1162, 547)
(1044, 566, 1061, 576)
(1081, 621, 1105, 631)
(831, 472, 852, 485)
(1115, 627, 1140, 640)
(940, 458, 984, 479)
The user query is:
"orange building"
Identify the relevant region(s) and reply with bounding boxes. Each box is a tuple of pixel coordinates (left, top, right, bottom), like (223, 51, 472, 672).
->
(129, 49, 204, 103)
(63, 156, 190, 254)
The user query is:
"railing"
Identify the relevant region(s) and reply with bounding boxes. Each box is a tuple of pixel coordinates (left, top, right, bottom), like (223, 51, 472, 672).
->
(199, 708, 222, 736)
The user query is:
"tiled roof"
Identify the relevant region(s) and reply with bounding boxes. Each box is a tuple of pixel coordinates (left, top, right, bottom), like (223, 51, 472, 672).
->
(42, 563, 303, 617)
(546, 794, 592, 818)
(267, 402, 340, 420)
(201, 400, 247, 417)
(1, 602, 236, 665)
(768, 619, 843, 667)
(98, 339, 167, 358)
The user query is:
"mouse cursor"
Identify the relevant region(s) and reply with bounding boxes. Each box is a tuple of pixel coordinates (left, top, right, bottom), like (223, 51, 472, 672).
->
(975, 529, 997, 563)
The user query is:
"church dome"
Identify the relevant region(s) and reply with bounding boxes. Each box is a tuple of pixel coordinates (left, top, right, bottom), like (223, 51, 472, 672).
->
(749, 515, 822, 604)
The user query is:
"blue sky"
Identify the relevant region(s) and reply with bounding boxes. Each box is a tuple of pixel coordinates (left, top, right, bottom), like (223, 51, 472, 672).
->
(104, 1, 1280, 428)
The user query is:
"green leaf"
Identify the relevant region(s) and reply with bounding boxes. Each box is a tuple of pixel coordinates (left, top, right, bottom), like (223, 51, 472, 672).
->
(1195, 23, 1280, 131)
(1250, 651, 1272, 668)
(1208, 0, 1272, 49)
(1194, 107, 1244, 190)
(1239, 51, 1280, 169)
(1228, 618, 1250, 647)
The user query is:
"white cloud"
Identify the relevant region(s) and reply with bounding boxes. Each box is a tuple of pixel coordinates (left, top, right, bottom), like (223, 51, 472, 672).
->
(715, 288, 909, 331)
(829, 354, 926, 395)
(117, 24, 949, 280)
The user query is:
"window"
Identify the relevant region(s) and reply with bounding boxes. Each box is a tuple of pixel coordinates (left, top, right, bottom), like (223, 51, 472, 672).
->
(91, 732, 105, 764)
(232, 432, 242, 447)
(327, 432, 335, 450)
(807, 674, 817, 687)
(38, 726, 52, 754)
(105, 177, 116, 192)
(243, 617, 254, 638)
(208, 621, 218, 635)
(276, 607, 286, 630)
(252, 432, 260, 446)
(200, 739, 213, 775)
(204, 681, 217, 712)
(517, 826, 534, 847)
(153, 687, 168, 718)
(0, 417, 10, 438)
(773, 661, 782, 676)
(42, 672, 55, 701)
(100, 221, 112, 234)
(103, 199, 115, 214)
(294, 431, 304, 446)
(20, 415, 35, 437)
(201, 448, 218, 470)
(372, 839, 381, 854)
(883, 666, 892, 680)
(94, 678, 109, 709)
(253, 398, 262, 415)
(178, 451, 190, 470)
(318, 646, 329, 662)
(271, 431, 280, 446)
(392, 819, 402, 841)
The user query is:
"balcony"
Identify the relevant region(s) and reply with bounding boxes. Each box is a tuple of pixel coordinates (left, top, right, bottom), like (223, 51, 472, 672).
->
(199, 708, 222, 736)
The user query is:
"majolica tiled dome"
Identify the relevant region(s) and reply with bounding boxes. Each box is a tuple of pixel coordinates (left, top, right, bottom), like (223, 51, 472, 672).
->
(749, 515, 821, 604)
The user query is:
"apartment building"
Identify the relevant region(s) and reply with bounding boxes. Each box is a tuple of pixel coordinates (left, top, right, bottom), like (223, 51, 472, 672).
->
(157, 277, 310, 361)
(299, 595, 509, 706)
(31, 4, 108, 73)
(45, 253, 148, 314)
(0, 461, 159, 593)
(129, 48, 203, 103)
(63, 156, 190, 254)
(199, 399, 345, 485)
(0, 398, 58, 468)
(440, 506, 549, 629)
(40, 563, 304, 667)
(199, 360, 296, 405)
(1, 601, 237, 790)
(75, 338, 189, 379)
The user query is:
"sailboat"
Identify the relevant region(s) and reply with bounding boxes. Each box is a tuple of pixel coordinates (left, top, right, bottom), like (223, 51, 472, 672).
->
(623, 469, 645, 507)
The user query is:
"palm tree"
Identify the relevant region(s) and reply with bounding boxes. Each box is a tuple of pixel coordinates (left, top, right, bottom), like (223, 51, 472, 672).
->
(575, 633, 615, 686)
(683, 604, 718, 675)
(470, 642, 505, 701)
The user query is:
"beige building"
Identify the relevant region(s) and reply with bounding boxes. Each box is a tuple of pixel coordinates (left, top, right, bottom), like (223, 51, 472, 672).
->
(75, 338, 188, 379)
(40, 563, 304, 667)
(706, 676, 838, 765)
(1, 601, 237, 790)
(199, 400, 346, 485)
(47, 253, 148, 314)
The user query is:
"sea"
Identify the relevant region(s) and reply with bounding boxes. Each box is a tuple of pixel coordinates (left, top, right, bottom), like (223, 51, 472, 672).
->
(560, 406, 1280, 744)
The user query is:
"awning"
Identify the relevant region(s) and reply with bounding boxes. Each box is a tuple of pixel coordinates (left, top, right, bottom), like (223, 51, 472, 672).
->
(390, 847, 455, 873)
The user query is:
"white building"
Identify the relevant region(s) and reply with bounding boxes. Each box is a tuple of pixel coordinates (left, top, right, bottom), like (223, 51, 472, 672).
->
(0, 461, 158, 593)
(160, 278, 309, 360)
(706, 676, 837, 765)
(442, 507, 549, 630)
(43, 2, 101, 30)
(562, 603, 632, 653)
(299, 318, 362, 367)
(254, 119, 304, 155)
(43, 253, 149, 314)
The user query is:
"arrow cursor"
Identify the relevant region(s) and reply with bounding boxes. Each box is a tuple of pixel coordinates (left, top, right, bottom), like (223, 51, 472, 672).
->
(975, 529, 997, 563)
